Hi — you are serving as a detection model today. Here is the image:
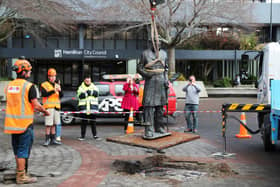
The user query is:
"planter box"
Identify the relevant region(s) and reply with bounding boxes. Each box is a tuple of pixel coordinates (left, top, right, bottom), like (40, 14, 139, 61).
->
(206, 87, 257, 97)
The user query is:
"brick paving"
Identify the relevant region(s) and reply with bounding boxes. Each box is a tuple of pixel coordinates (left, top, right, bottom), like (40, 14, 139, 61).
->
(1, 98, 280, 186)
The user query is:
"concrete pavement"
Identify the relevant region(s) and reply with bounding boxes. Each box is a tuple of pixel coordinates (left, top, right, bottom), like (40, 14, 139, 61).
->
(1, 98, 280, 186)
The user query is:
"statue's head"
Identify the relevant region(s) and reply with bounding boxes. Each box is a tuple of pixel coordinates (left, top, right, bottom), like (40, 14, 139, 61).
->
(147, 38, 163, 51)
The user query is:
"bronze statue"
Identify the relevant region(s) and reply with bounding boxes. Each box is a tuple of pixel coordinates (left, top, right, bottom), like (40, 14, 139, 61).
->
(137, 46, 169, 138)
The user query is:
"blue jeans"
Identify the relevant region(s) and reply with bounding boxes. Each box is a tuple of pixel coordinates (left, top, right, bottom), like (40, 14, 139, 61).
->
(56, 124, 61, 138)
(184, 104, 199, 130)
(12, 125, 34, 159)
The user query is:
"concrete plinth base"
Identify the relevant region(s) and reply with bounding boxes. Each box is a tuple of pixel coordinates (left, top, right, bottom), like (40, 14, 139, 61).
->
(143, 132, 171, 140)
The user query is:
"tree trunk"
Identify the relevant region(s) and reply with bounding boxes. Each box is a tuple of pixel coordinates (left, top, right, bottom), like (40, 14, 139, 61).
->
(167, 47, 176, 76)
(202, 62, 215, 81)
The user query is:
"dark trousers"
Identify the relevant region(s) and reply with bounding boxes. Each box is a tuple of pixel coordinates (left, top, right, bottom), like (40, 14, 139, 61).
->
(80, 114, 97, 138)
(144, 106, 165, 133)
(123, 109, 130, 130)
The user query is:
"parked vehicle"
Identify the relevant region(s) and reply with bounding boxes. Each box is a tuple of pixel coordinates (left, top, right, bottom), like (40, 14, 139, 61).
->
(60, 77, 177, 125)
(255, 42, 280, 151)
(224, 42, 280, 152)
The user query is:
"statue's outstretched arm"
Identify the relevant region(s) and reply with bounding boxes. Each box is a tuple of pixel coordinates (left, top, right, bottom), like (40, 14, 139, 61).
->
(137, 54, 158, 78)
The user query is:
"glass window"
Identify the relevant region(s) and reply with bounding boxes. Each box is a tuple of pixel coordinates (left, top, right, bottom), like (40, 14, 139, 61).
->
(115, 31, 126, 40)
(64, 65, 72, 86)
(127, 30, 136, 40)
(92, 65, 101, 81)
(93, 28, 104, 39)
(0, 38, 7, 47)
(137, 28, 148, 40)
(83, 64, 90, 75)
(72, 63, 79, 87)
(96, 84, 110, 96)
(258, 53, 263, 78)
(115, 84, 124, 96)
(85, 28, 92, 39)
(0, 59, 8, 78)
(69, 30, 77, 40)
(14, 28, 23, 39)
(38, 65, 47, 84)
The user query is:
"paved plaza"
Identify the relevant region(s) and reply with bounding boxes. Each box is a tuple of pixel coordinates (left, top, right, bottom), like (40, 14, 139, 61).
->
(1, 98, 280, 186)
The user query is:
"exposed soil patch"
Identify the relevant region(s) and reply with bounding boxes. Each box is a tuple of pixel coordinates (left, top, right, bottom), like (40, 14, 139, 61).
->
(112, 155, 238, 183)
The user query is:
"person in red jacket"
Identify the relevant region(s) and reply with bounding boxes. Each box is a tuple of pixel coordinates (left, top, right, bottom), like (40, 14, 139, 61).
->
(121, 76, 139, 131)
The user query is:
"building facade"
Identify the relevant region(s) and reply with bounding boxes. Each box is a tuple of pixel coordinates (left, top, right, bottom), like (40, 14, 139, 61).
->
(0, 1, 280, 88)
(0, 25, 148, 89)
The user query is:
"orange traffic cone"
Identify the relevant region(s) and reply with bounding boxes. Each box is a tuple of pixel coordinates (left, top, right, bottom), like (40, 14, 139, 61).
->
(236, 112, 252, 138)
(126, 107, 134, 134)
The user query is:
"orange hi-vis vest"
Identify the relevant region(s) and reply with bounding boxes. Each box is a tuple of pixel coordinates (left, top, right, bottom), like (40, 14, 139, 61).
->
(41, 81, 60, 109)
(4, 79, 34, 134)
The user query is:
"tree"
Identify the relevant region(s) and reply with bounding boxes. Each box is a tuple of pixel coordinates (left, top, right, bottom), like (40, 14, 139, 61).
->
(105, 0, 254, 75)
(240, 33, 258, 50)
(0, 0, 90, 42)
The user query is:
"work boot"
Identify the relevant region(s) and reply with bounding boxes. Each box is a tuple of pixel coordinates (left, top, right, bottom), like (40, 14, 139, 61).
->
(16, 169, 37, 184)
(51, 134, 61, 145)
(43, 135, 51, 146)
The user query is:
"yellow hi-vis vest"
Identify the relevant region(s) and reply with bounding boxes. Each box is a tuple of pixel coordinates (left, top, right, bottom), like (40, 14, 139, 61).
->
(41, 81, 60, 109)
(77, 82, 99, 114)
(4, 79, 34, 134)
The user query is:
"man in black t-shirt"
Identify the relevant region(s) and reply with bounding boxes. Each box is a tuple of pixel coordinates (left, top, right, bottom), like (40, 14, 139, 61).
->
(4, 58, 49, 184)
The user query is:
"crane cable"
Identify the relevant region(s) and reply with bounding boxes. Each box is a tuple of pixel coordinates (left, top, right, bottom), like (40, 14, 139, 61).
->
(150, 5, 169, 132)
(150, 7, 160, 58)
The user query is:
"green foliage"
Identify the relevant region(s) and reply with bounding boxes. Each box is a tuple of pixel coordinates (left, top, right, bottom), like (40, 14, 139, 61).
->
(199, 35, 240, 50)
(241, 74, 257, 85)
(213, 77, 232, 87)
(240, 33, 258, 50)
(178, 32, 261, 51)
(248, 74, 257, 81)
(178, 33, 240, 50)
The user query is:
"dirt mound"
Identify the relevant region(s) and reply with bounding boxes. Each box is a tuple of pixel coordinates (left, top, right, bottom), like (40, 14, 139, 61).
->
(112, 155, 237, 180)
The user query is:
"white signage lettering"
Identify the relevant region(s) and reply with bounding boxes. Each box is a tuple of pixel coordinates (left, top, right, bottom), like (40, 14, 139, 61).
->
(53, 49, 107, 58)
(99, 98, 123, 112)
(84, 50, 107, 58)
(63, 50, 83, 55)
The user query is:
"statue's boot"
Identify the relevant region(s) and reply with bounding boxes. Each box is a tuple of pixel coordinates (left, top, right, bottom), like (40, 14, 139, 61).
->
(156, 126, 166, 134)
(145, 131, 153, 137)
(145, 125, 154, 137)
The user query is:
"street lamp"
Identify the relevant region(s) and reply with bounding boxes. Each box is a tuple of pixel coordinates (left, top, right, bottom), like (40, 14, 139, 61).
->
(269, 0, 273, 41)
(149, 0, 165, 7)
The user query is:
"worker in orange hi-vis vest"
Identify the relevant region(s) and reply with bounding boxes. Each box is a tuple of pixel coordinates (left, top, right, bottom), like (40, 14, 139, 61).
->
(4, 57, 50, 184)
(40, 68, 63, 146)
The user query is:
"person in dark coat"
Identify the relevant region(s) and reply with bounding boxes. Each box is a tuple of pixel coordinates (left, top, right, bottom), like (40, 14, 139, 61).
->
(121, 76, 139, 131)
(137, 46, 169, 138)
